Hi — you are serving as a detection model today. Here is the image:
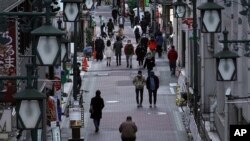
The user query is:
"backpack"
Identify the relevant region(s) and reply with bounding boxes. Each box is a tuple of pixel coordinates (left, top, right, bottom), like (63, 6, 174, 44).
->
(134, 26, 139, 35)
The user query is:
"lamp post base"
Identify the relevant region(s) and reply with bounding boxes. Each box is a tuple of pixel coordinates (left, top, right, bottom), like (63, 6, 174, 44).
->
(68, 139, 84, 141)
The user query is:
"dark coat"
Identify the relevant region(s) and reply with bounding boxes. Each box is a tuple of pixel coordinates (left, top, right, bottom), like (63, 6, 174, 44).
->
(146, 75, 159, 90)
(143, 57, 155, 71)
(90, 95, 104, 119)
(135, 46, 146, 61)
(95, 38, 105, 53)
(140, 37, 148, 49)
(113, 40, 123, 55)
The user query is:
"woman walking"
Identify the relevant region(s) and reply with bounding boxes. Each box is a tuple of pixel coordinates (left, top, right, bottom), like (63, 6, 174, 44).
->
(105, 40, 113, 66)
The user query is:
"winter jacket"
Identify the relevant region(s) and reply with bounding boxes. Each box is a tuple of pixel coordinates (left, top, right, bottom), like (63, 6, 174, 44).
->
(90, 95, 104, 119)
(143, 56, 155, 71)
(135, 46, 146, 60)
(113, 40, 123, 55)
(167, 49, 178, 63)
(95, 38, 105, 53)
(156, 35, 163, 46)
(146, 75, 159, 90)
(119, 121, 137, 138)
(133, 75, 146, 89)
(140, 36, 148, 49)
(107, 21, 114, 32)
(124, 44, 134, 55)
(147, 39, 157, 51)
(105, 45, 113, 58)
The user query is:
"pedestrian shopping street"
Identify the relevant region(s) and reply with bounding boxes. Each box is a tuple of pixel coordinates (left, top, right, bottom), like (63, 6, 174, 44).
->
(55, 4, 189, 141)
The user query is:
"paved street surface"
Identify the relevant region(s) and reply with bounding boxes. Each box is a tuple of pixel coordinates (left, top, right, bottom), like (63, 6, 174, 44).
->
(56, 4, 188, 141)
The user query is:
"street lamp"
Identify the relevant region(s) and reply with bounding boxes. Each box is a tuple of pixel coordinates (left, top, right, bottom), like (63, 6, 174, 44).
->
(197, 0, 224, 33)
(173, 0, 187, 18)
(214, 29, 239, 81)
(31, 25, 65, 65)
(14, 89, 46, 129)
(62, 0, 82, 22)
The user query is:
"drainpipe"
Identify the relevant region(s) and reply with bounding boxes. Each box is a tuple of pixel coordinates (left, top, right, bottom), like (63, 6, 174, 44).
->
(209, 100, 217, 131)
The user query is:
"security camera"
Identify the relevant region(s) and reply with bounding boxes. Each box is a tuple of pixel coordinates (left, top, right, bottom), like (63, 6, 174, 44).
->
(225, 88, 231, 96)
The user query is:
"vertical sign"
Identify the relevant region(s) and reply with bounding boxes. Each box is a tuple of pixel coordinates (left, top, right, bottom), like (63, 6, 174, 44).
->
(0, 18, 17, 103)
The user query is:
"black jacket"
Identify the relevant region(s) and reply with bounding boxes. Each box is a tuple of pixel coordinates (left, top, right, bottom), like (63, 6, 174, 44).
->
(143, 57, 155, 71)
(146, 75, 159, 90)
(90, 96, 104, 119)
(113, 40, 123, 55)
(95, 38, 105, 53)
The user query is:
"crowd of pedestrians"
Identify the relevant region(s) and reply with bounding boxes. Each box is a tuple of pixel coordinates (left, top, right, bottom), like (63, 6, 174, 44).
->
(86, 1, 178, 140)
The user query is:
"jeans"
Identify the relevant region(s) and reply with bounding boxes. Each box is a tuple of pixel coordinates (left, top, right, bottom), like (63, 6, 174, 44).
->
(148, 90, 157, 105)
(135, 88, 143, 105)
(93, 119, 100, 130)
(116, 53, 121, 65)
(126, 55, 132, 67)
(169, 62, 176, 75)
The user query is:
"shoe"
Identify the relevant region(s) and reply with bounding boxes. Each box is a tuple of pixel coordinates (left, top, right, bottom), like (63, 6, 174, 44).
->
(149, 105, 152, 108)
(139, 104, 142, 107)
(154, 104, 156, 107)
(95, 128, 99, 133)
(127, 64, 129, 68)
(107, 62, 108, 66)
(137, 104, 140, 108)
(130, 65, 132, 68)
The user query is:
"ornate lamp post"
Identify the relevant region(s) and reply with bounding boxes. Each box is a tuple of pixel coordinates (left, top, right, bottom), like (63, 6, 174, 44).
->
(214, 30, 239, 81)
(62, 1, 84, 140)
(197, 0, 224, 33)
(173, 0, 187, 18)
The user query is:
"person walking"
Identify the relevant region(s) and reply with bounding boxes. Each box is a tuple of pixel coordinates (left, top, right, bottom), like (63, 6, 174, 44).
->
(112, 7, 119, 25)
(146, 71, 159, 108)
(90, 90, 105, 133)
(128, 9, 135, 28)
(124, 40, 134, 68)
(155, 32, 164, 58)
(95, 35, 105, 61)
(119, 116, 138, 141)
(135, 42, 147, 67)
(133, 24, 142, 44)
(140, 34, 148, 50)
(143, 52, 155, 76)
(105, 40, 113, 66)
(147, 36, 157, 53)
(113, 36, 123, 66)
(118, 15, 125, 29)
(107, 18, 115, 39)
(133, 70, 146, 107)
(140, 17, 148, 34)
(167, 45, 178, 76)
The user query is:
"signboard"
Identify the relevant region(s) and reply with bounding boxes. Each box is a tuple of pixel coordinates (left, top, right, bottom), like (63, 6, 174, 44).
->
(0, 19, 17, 103)
(0, 109, 12, 132)
(69, 107, 81, 127)
(182, 18, 193, 30)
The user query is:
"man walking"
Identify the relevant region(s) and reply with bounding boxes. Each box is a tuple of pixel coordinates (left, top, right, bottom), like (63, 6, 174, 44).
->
(146, 71, 159, 108)
(124, 40, 134, 68)
(95, 35, 105, 61)
(133, 24, 142, 44)
(113, 36, 123, 66)
(119, 116, 137, 141)
(167, 45, 178, 76)
(133, 71, 146, 107)
(90, 90, 105, 132)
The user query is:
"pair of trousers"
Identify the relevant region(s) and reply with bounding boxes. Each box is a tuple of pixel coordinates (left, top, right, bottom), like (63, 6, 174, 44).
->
(121, 137, 136, 141)
(169, 62, 176, 75)
(148, 90, 157, 105)
(93, 119, 100, 130)
(135, 88, 143, 104)
(116, 54, 121, 65)
(126, 55, 132, 66)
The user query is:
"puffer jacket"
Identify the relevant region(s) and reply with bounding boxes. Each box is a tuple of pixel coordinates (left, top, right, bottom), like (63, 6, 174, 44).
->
(133, 75, 146, 89)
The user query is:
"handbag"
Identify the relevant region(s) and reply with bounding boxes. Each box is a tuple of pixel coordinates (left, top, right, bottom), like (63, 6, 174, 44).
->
(89, 105, 94, 113)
